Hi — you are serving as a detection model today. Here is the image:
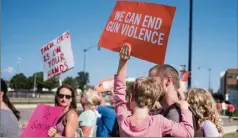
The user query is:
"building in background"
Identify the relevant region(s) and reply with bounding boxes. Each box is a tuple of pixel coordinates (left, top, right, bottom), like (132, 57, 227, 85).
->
(219, 71, 226, 95)
(219, 68, 238, 107)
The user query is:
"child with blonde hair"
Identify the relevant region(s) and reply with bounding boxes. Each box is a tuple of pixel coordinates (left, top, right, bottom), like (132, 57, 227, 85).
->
(113, 43, 194, 137)
(185, 88, 223, 137)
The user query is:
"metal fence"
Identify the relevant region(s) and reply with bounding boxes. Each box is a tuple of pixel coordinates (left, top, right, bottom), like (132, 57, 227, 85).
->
(7, 91, 54, 98)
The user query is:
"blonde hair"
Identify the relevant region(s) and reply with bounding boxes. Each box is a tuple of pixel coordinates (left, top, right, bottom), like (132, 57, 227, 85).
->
(83, 89, 101, 106)
(130, 77, 164, 109)
(185, 88, 223, 133)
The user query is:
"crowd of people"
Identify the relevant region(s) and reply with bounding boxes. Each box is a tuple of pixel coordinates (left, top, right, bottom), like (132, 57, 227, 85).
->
(1, 43, 235, 137)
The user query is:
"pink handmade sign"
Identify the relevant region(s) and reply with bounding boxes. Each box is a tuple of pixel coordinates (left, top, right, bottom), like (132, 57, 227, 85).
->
(21, 104, 63, 137)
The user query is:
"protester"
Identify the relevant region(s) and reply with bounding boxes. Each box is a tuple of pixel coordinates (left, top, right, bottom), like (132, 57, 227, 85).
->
(186, 88, 223, 137)
(227, 101, 235, 122)
(0, 78, 20, 137)
(148, 65, 159, 77)
(79, 89, 101, 137)
(148, 63, 213, 137)
(148, 64, 184, 123)
(23, 85, 78, 137)
(95, 91, 119, 137)
(221, 101, 227, 116)
(113, 43, 194, 137)
(217, 100, 222, 114)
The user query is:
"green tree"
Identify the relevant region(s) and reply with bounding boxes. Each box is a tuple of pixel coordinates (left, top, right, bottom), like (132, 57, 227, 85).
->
(44, 77, 59, 91)
(75, 71, 89, 93)
(212, 93, 224, 102)
(26, 72, 59, 91)
(84, 85, 94, 91)
(9, 73, 28, 90)
(63, 77, 77, 91)
(28, 72, 44, 91)
(26, 76, 34, 90)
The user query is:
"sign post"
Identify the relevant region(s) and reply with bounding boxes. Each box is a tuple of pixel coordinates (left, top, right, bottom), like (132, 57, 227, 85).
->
(59, 74, 62, 86)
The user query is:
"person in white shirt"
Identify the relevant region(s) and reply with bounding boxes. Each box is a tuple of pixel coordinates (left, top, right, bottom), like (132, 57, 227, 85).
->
(221, 101, 227, 116)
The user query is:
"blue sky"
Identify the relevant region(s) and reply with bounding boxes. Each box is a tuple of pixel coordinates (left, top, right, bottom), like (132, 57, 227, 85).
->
(1, 0, 237, 91)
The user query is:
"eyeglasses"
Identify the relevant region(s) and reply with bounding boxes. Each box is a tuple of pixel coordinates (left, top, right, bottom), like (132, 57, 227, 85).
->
(57, 94, 72, 99)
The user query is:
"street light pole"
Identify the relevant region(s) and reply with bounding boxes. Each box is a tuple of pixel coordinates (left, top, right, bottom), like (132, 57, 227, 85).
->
(188, 0, 193, 89)
(33, 74, 37, 98)
(83, 49, 87, 72)
(83, 46, 100, 72)
(198, 67, 212, 91)
(16, 58, 21, 74)
(208, 68, 211, 91)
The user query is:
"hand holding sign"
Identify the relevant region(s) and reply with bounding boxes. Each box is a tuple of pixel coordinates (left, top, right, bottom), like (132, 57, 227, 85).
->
(120, 43, 132, 61)
(117, 43, 132, 76)
(21, 104, 63, 137)
(48, 126, 57, 137)
(22, 122, 29, 129)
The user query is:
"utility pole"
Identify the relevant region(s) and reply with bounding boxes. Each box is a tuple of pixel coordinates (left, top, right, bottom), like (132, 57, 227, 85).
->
(188, 0, 193, 89)
(198, 67, 212, 92)
(83, 46, 100, 72)
(33, 74, 36, 98)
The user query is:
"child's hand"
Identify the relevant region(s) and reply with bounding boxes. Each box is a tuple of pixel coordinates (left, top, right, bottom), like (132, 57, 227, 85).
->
(116, 43, 131, 76)
(176, 100, 189, 110)
(120, 43, 131, 61)
(48, 126, 57, 137)
(177, 87, 185, 100)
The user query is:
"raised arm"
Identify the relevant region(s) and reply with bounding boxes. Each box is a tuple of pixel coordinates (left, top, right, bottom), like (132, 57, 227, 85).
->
(114, 43, 132, 124)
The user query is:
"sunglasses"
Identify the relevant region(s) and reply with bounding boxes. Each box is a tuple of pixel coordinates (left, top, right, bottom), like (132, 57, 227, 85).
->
(57, 94, 72, 99)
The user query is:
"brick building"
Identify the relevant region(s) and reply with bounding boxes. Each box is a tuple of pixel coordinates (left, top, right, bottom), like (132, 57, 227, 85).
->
(219, 68, 238, 107)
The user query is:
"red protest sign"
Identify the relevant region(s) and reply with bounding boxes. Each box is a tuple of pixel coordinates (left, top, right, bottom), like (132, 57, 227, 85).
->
(21, 104, 63, 137)
(181, 72, 190, 82)
(98, 1, 176, 65)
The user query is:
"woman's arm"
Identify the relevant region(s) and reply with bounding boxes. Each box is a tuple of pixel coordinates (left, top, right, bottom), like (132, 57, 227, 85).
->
(64, 110, 79, 137)
(47, 110, 78, 137)
(79, 110, 97, 137)
(81, 126, 92, 137)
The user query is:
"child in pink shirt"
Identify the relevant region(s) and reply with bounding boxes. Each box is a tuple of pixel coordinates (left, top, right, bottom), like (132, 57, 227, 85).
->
(113, 44, 194, 137)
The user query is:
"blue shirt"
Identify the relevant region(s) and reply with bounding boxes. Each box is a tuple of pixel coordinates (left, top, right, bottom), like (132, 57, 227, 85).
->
(96, 105, 117, 137)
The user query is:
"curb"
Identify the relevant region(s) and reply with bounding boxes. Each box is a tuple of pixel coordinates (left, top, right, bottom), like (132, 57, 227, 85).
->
(223, 126, 238, 134)
(221, 116, 229, 119)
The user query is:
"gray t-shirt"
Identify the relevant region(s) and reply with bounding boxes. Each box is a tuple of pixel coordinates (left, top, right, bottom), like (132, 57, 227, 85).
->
(149, 105, 181, 123)
(0, 109, 20, 137)
(164, 107, 181, 123)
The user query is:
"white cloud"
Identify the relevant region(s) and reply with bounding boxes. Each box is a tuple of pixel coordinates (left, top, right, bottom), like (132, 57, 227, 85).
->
(2, 67, 15, 74)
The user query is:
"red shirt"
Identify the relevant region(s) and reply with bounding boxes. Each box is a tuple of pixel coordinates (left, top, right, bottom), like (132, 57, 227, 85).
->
(227, 104, 235, 112)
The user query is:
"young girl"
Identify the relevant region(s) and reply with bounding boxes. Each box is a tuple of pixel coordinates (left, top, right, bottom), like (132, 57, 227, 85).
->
(113, 43, 194, 137)
(185, 88, 223, 137)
